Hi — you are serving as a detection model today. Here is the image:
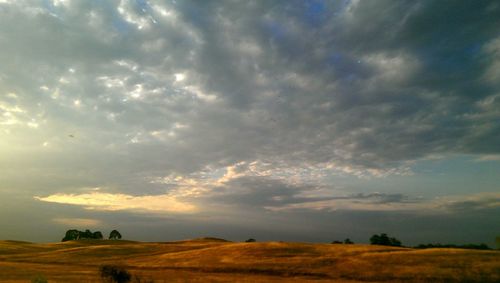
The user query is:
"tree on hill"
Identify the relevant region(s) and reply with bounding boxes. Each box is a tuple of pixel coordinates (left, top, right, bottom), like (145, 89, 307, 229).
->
(93, 231, 104, 240)
(344, 238, 354, 244)
(245, 238, 256, 242)
(62, 229, 80, 241)
(109, 230, 122, 240)
(61, 229, 105, 242)
(82, 229, 93, 239)
(370, 233, 402, 246)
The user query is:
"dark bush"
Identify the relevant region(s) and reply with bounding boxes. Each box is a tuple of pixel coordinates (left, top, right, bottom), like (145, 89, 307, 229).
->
(100, 265, 131, 283)
(245, 238, 256, 242)
(31, 275, 48, 283)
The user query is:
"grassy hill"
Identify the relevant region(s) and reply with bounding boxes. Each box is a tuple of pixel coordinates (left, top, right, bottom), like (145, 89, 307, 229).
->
(0, 238, 498, 282)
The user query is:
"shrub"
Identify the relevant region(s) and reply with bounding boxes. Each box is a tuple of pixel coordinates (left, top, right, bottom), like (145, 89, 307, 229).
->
(31, 275, 48, 283)
(100, 265, 131, 283)
(245, 238, 256, 242)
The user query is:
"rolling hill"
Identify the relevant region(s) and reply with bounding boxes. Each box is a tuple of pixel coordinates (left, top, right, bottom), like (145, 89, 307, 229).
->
(0, 238, 499, 282)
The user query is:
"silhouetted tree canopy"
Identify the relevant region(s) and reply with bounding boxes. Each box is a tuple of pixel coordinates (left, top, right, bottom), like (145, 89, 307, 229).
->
(62, 229, 79, 242)
(331, 240, 342, 244)
(61, 229, 105, 241)
(370, 233, 402, 246)
(93, 231, 104, 240)
(344, 238, 354, 244)
(109, 230, 122, 240)
(245, 238, 256, 242)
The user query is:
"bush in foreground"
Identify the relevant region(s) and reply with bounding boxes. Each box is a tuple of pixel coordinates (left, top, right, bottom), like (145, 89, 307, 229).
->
(100, 265, 131, 283)
(31, 275, 48, 283)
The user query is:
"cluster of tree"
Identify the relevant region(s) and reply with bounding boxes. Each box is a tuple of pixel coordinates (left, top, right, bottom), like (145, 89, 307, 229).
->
(62, 229, 103, 241)
(415, 243, 491, 250)
(331, 238, 354, 244)
(370, 233, 402, 246)
(62, 229, 122, 242)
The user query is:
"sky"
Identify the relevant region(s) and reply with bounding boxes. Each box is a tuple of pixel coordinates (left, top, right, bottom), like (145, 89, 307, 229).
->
(0, 0, 499, 246)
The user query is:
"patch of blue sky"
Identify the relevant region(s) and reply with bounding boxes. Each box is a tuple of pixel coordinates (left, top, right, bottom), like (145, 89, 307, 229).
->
(41, 0, 61, 18)
(303, 0, 327, 27)
(112, 16, 132, 34)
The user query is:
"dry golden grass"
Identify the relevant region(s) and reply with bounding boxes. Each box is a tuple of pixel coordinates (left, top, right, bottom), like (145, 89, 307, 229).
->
(0, 238, 498, 282)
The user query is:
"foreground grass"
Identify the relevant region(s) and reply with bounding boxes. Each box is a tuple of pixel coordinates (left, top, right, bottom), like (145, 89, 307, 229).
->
(0, 238, 499, 282)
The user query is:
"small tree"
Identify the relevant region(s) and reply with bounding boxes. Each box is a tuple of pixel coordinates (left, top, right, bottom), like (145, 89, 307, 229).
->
(109, 230, 122, 240)
(93, 231, 104, 240)
(245, 238, 256, 242)
(344, 238, 354, 244)
(82, 229, 93, 239)
(62, 229, 80, 242)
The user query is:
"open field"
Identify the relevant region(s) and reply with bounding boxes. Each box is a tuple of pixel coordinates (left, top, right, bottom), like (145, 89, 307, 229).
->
(0, 238, 499, 282)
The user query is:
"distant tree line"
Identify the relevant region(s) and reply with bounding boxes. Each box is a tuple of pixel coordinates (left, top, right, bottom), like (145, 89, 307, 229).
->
(415, 243, 491, 250)
(331, 238, 354, 244)
(62, 229, 122, 242)
(330, 233, 496, 251)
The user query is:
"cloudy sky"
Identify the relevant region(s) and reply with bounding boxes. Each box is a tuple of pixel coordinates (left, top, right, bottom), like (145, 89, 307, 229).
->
(1, 0, 499, 245)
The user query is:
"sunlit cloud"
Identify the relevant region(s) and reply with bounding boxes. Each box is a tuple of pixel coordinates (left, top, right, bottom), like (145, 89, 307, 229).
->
(52, 217, 102, 227)
(35, 192, 196, 213)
